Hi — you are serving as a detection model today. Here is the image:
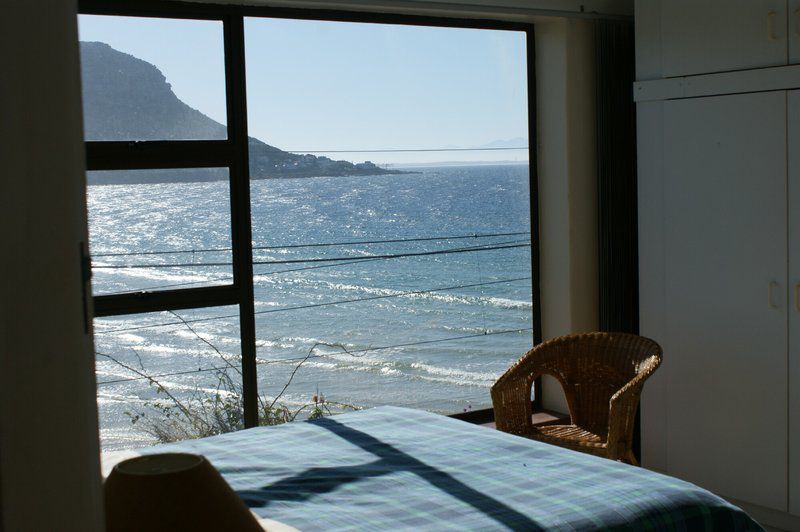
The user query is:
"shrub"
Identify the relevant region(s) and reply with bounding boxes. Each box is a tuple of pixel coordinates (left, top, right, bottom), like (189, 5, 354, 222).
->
(100, 313, 360, 444)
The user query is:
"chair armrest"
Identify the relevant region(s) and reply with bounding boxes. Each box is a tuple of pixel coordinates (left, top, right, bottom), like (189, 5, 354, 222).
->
(606, 356, 661, 461)
(491, 347, 552, 435)
(606, 380, 643, 460)
(491, 376, 533, 435)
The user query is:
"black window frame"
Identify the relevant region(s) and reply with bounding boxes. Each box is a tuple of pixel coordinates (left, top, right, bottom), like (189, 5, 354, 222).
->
(80, 0, 542, 428)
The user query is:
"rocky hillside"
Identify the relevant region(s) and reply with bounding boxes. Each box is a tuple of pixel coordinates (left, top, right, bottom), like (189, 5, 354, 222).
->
(80, 42, 403, 183)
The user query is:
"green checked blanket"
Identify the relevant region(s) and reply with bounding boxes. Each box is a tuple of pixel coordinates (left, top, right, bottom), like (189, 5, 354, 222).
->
(121, 406, 762, 531)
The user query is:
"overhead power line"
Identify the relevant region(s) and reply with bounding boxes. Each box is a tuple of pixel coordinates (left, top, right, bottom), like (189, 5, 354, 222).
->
(92, 240, 530, 270)
(254, 257, 379, 276)
(108, 254, 396, 293)
(101, 239, 532, 293)
(95, 276, 532, 335)
(108, 238, 530, 293)
(95, 326, 533, 386)
(112, 277, 233, 294)
(283, 146, 529, 154)
(108, 255, 388, 294)
(97, 363, 232, 386)
(91, 231, 530, 258)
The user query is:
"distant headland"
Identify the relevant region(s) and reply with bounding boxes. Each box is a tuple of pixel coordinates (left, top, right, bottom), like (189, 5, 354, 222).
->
(80, 41, 408, 185)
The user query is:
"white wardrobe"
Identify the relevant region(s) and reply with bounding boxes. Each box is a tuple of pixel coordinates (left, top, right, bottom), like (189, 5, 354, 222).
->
(635, 1, 800, 526)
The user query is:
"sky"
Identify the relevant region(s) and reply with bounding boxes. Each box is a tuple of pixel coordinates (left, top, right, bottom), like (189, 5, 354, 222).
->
(78, 15, 529, 165)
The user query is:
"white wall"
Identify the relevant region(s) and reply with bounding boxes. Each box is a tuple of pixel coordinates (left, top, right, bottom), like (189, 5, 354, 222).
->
(0, 1, 104, 531)
(536, 19, 598, 412)
(535, 18, 599, 412)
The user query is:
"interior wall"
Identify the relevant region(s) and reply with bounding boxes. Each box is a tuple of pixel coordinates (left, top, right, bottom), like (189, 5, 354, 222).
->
(0, 1, 104, 531)
(535, 18, 600, 413)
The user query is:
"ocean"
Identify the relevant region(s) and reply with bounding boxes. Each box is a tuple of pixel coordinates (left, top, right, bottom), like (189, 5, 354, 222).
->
(89, 164, 534, 450)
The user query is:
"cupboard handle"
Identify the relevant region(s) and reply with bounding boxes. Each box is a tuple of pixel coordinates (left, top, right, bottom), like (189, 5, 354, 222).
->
(796, 283, 800, 312)
(768, 10, 779, 41)
(769, 281, 780, 309)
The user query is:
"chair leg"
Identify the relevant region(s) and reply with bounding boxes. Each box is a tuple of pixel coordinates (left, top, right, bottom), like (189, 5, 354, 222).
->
(623, 450, 639, 466)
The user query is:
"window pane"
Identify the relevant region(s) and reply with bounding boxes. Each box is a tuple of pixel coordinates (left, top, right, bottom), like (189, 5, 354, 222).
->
(87, 169, 232, 295)
(78, 15, 226, 141)
(245, 19, 532, 416)
(95, 306, 242, 451)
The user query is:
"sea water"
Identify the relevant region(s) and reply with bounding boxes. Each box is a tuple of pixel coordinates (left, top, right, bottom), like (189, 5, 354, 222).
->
(89, 164, 534, 450)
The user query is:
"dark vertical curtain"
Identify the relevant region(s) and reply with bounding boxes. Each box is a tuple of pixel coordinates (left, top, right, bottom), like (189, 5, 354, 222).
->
(595, 20, 640, 458)
(595, 20, 638, 334)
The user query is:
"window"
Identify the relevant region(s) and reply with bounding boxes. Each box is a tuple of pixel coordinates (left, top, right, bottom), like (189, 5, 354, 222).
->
(94, 307, 242, 450)
(79, 3, 539, 451)
(88, 168, 233, 296)
(79, 15, 226, 141)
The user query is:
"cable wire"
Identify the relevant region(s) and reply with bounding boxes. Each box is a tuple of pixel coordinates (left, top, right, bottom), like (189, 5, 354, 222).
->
(91, 230, 530, 258)
(111, 277, 234, 294)
(92, 240, 530, 269)
(95, 276, 532, 335)
(283, 146, 529, 154)
(105, 248, 519, 293)
(95, 326, 533, 386)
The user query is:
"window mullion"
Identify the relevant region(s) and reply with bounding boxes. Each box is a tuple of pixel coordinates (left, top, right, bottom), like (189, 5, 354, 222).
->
(94, 285, 240, 317)
(225, 13, 259, 429)
(85, 140, 233, 171)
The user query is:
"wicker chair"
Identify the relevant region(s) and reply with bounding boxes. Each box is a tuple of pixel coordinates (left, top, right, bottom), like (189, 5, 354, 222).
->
(491, 332, 662, 465)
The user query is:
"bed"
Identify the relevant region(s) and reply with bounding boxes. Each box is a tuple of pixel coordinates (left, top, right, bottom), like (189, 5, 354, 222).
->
(102, 406, 762, 531)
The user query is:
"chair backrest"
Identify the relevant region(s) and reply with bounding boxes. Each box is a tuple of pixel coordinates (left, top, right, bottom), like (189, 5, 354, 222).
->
(507, 332, 662, 436)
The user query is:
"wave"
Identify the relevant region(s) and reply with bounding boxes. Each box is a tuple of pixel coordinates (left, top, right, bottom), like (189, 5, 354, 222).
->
(100, 332, 148, 344)
(93, 267, 226, 285)
(291, 279, 532, 310)
(254, 300, 282, 308)
(261, 346, 500, 389)
(256, 339, 297, 350)
(409, 361, 498, 387)
(483, 296, 532, 310)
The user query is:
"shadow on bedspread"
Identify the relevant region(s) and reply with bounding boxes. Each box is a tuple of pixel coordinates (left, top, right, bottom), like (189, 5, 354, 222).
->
(234, 417, 544, 530)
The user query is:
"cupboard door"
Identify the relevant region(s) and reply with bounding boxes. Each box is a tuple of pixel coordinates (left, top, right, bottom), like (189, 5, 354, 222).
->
(790, 89, 800, 516)
(662, 91, 788, 510)
(791, 0, 800, 63)
(661, 0, 788, 77)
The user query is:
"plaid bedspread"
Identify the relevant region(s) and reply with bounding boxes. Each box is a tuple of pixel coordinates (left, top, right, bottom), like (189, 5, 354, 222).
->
(118, 406, 762, 531)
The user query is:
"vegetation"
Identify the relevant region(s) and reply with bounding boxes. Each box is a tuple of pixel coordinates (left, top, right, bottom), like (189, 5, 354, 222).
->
(98, 311, 360, 444)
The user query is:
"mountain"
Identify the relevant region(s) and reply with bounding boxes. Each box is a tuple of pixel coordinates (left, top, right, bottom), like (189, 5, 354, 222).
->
(79, 42, 404, 184)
